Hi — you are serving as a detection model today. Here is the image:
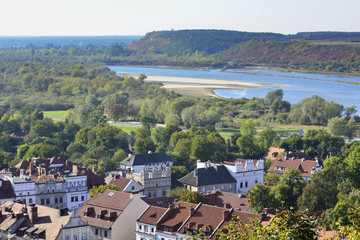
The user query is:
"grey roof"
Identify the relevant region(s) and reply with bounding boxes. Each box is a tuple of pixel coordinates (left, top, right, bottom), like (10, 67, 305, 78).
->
(120, 153, 175, 166)
(178, 165, 236, 187)
(13, 177, 31, 183)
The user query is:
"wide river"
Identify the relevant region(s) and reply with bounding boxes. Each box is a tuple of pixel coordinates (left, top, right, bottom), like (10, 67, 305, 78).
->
(109, 66, 360, 110)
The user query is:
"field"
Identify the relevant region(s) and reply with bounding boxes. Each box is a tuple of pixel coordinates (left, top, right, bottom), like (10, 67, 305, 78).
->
(113, 125, 138, 134)
(43, 111, 67, 119)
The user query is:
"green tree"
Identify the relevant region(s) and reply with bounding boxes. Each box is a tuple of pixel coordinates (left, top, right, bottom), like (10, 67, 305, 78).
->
(167, 187, 189, 197)
(271, 169, 306, 209)
(190, 135, 213, 162)
(240, 119, 257, 137)
(140, 115, 157, 129)
(248, 183, 274, 213)
(134, 138, 156, 154)
(180, 191, 208, 204)
(258, 129, 278, 149)
(236, 135, 263, 159)
(265, 89, 283, 105)
(171, 166, 189, 180)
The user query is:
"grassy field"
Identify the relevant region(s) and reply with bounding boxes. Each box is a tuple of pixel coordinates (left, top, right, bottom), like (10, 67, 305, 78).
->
(113, 125, 138, 133)
(43, 111, 67, 119)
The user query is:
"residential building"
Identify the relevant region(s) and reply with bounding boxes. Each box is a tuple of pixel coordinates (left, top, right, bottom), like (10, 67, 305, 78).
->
(223, 158, 264, 193)
(119, 152, 174, 198)
(78, 189, 149, 240)
(179, 164, 236, 194)
(108, 174, 142, 193)
(267, 152, 322, 180)
(136, 201, 272, 240)
(57, 211, 99, 240)
(0, 178, 15, 204)
(1, 157, 105, 210)
(0, 201, 71, 240)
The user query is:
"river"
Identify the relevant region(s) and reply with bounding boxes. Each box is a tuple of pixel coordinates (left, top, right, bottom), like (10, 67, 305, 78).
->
(108, 66, 360, 110)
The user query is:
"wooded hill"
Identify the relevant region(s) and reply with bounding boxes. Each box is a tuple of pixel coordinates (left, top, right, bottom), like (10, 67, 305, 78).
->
(127, 29, 360, 72)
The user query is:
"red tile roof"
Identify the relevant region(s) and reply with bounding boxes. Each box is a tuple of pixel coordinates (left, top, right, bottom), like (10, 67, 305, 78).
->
(262, 147, 286, 160)
(267, 153, 321, 178)
(137, 206, 167, 225)
(109, 175, 132, 191)
(78, 190, 132, 229)
(206, 191, 250, 212)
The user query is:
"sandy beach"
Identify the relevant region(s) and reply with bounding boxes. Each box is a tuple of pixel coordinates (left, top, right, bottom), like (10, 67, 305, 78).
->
(120, 73, 289, 98)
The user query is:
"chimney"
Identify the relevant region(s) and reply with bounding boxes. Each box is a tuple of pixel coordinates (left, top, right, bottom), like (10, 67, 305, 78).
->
(189, 206, 194, 216)
(72, 165, 78, 176)
(260, 212, 266, 221)
(29, 163, 33, 175)
(30, 206, 38, 224)
(264, 208, 273, 214)
(15, 212, 23, 221)
(223, 210, 229, 221)
(65, 160, 69, 165)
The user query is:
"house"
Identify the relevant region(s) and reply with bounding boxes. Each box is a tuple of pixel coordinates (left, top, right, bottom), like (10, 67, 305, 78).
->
(223, 158, 264, 193)
(0, 178, 15, 204)
(108, 174, 142, 193)
(179, 164, 236, 194)
(77, 189, 149, 240)
(0, 201, 71, 240)
(1, 157, 105, 210)
(267, 152, 322, 180)
(136, 201, 272, 240)
(262, 147, 286, 160)
(119, 152, 174, 198)
(57, 211, 99, 240)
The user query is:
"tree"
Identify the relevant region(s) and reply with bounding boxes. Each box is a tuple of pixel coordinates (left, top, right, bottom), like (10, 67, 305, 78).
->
(265, 89, 283, 105)
(167, 187, 189, 197)
(248, 183, 274, 213)
(152, 124, 182, 151)
(140, 115, 157, 129)
(106, 104, 127, 123)
(240, 119, 257, 137)
(236, 135, 263, 159)
(134, 138, 156, 154)
(87, 110, 107, 127)
(180, 191, 208, 204)
(190, 135, 213, 162)
(270, 169, 306, 209)
(171, 166, 189, 180)
(89, 184, 120, 198)
(258, 129, 278, 149)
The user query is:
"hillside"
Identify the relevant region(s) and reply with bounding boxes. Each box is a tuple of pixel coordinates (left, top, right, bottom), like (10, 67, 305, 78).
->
(223, 40, 360, 72)
(128, 29, 288, 55)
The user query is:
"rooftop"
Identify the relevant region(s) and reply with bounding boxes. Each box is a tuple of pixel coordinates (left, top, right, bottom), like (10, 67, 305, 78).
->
(120, 152, 175, 167)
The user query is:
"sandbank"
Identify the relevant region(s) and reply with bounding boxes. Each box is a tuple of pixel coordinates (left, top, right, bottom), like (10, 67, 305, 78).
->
(120, 73, 289, 98)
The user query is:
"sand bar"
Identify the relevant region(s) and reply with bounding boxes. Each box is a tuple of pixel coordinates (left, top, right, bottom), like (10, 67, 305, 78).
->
(119, 73, 289, 98)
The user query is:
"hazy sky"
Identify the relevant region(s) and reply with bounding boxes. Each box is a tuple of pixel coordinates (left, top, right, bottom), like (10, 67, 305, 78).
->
(0, 0, 359, 36)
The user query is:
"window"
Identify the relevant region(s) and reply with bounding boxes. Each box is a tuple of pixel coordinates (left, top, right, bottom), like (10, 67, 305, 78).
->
(162, 191, 166, 196)
(245, 182, 248, 188)
(144, 225, 148, 232)
(95, 229, 98, 235)
(139, 225, 142, 231)
(46, 198, 50, 204)
(131, 186, 135, 190)
(65, 236, 70, 240)
(41, 199, 45, 205)
(27, 192, 30, 195)
(81, 195, 85, 201)
(29, 199, 32, 204)
(60, 197, 63, 203)
(55, 198, 58, 204)
(74, 235, 78, 240)
(148, 192, 151, 198)
(153, 192, 156, 198)
(71, 197, 74, 202)
(75, 196, 78, 202)
(151, 228, 154, 233)
(240, 182, 243, 188)
(82, 234, 86, 240)
(104, 231, 107, 238)
(255, 180, 258, 184)
(229, 184, 232, 189)
(221, 185, 224, 190)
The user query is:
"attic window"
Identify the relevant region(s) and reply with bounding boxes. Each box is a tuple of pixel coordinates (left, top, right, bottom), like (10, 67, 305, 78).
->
(150, 212, 157, 218)
(108, 192, 114, 197)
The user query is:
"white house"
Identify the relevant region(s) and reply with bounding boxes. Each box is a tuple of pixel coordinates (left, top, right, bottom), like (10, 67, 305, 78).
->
(223, 159, 264, 193)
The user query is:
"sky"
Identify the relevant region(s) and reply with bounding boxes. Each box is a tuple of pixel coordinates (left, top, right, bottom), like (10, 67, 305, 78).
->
(0, 0, 359, 36)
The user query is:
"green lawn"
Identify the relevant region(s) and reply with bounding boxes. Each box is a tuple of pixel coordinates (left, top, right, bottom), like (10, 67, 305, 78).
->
(113, 125, 138, 133)
(43, 111, 67, 119)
